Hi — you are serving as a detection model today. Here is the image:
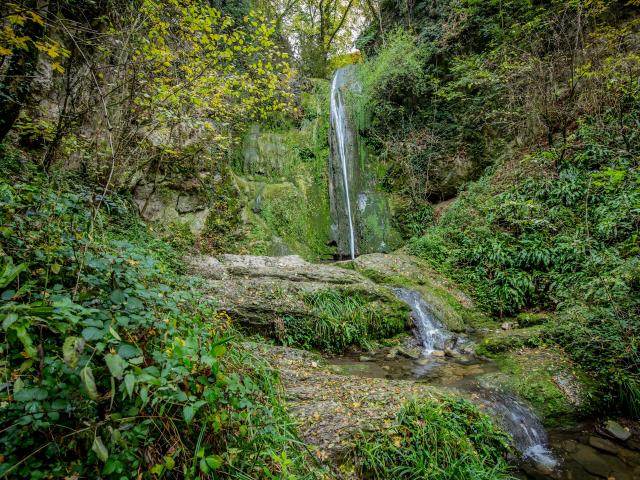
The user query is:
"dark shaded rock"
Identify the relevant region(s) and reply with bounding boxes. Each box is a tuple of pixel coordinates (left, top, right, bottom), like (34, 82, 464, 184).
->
(588, 436, 619, 455)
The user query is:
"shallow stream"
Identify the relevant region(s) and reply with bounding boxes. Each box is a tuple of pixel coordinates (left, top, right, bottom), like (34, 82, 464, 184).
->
(326, 287, 640, 479)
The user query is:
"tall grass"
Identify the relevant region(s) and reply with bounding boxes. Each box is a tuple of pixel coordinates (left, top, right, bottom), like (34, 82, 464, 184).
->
(352, 397, 515, 480)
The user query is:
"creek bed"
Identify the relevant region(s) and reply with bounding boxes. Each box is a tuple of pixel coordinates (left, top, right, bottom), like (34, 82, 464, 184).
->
(327, 348, 640, 480)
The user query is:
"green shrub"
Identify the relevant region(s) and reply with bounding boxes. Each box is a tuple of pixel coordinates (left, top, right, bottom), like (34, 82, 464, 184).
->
(0, 151, 324, 478)
(352, 397, 515, 480)
(408, 110, 640, 416)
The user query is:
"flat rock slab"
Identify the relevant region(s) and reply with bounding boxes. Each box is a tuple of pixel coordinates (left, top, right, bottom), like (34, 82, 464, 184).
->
(249, 343, 439, 463)
(186, 254, 403, 333)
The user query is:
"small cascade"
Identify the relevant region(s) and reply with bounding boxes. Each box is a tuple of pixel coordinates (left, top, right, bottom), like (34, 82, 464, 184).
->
(393, 287, 451, 354)
(330, 68, 356, 259)
(475, 388, 558, 469)
(392, 287, 557, 468)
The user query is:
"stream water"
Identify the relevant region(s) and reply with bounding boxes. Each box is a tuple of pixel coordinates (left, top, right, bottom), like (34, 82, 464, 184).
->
(327, 288, 640, 479)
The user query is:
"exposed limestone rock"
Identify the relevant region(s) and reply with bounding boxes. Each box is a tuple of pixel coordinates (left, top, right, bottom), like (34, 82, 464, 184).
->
(250, 342, 439, 463)
(187, 254, 408, 336)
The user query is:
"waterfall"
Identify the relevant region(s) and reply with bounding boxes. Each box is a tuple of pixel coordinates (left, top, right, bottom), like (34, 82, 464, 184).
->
(330, 68, 356, 259)
(393, 287, 451, 354)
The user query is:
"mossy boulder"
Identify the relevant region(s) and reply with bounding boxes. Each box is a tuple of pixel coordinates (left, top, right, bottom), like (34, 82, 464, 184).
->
(475, 325, 545, 356)
(188, 254, 411, 352)
(479, 346, 599, 426)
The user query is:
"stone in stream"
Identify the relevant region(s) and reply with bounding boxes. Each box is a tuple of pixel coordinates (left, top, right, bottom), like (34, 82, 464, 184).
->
(589, 435, 619, 455)
(604, 420, 632, 441)
(572, 443, 632, 480)
(395, 346, 421, 359)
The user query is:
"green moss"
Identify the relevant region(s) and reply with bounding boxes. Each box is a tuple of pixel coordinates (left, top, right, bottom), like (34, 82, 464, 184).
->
(516, 312, 551, 327)
(475, 326, 545, 356)
(350, 254, 492, 332)
(482, 347, 599, 426)
(228, 81, 335, 260)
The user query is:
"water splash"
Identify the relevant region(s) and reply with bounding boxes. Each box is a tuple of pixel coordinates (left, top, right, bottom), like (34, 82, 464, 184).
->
(393, 287, 451, 354)
(475, 388, 558, 469)
(330, 69, 356, 259)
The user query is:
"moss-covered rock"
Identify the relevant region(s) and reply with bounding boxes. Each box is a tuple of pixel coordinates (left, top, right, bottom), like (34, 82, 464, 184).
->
(188, 254, 411, 352)
(475, 325, 545, 356)
(479, 347, 599, 426)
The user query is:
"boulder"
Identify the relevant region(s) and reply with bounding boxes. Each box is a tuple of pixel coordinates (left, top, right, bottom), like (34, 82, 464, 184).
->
(604, 420, 632, 441)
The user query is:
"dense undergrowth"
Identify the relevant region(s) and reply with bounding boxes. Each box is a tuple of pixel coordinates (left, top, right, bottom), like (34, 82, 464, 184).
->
(355, 0, 640, 416)
(351, 397, 514, 480)
(0, 146, 326, 479)
(409, 112, 640, 415)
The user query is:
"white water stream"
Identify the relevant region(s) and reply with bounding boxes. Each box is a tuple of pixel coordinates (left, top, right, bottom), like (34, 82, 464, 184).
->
(392, 287, 557, 468)
(330, 69, 356, 259)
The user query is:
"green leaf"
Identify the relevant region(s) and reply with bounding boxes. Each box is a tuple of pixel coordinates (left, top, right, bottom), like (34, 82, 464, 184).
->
(104, 353, 126, 379)
(80, 366, 98, 400)
(14, 325, 37, 358)
(183, 405, 196, 424)
(108, 326, 121, 341)
(82, 326, 104, 341)
(212, 344, 226, 357)
(92, 435, 109, 462)
(14, 387, 48, 402)
(2, 313, 18, 330)
(50, 263, 61, 274)
(110, 289, 125, 304)
(117, 343, 140, 359)
(62, 336, 84, 368)
(124, 373, 136, 397)
(200, 455, 223, 473)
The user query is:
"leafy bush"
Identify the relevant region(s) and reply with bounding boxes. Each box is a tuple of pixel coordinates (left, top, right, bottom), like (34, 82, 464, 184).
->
(0, 150, 324, 478)
(351, 397, 515, 480)
(409, 110, 640, 415)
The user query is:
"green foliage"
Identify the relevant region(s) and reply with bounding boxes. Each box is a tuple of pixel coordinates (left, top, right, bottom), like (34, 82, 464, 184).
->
(282, 289, 410, 352)
(409, 109, 640, 415)
(0, 149, 324, 478)
(351, 397, 515, 480)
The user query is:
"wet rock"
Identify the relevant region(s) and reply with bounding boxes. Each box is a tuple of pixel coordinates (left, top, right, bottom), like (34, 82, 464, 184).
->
(588, 436, 619, 455)
(415, 358, 430, 366)
(359, 356, 374, 362)
(396, 347, 421, 360)
(561, 439, 578, 453)
(431, 350, 445, 357)
(444, 348, 457, 357)
(617, 446, 640, 467)
(604, 420, 632, 441)
(501, 322, 513, 330)
(572, 444, 631, 479)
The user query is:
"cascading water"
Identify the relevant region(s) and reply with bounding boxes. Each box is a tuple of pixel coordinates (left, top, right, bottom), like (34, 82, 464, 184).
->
(391, 287, 557, 468)
(475, 388, 558, 469)
(330, 68, 356, 259)
(393, 287, 451, 354)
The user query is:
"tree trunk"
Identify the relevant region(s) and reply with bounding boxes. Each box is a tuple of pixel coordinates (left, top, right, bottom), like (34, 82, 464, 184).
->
(0, 1, 45, 143)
